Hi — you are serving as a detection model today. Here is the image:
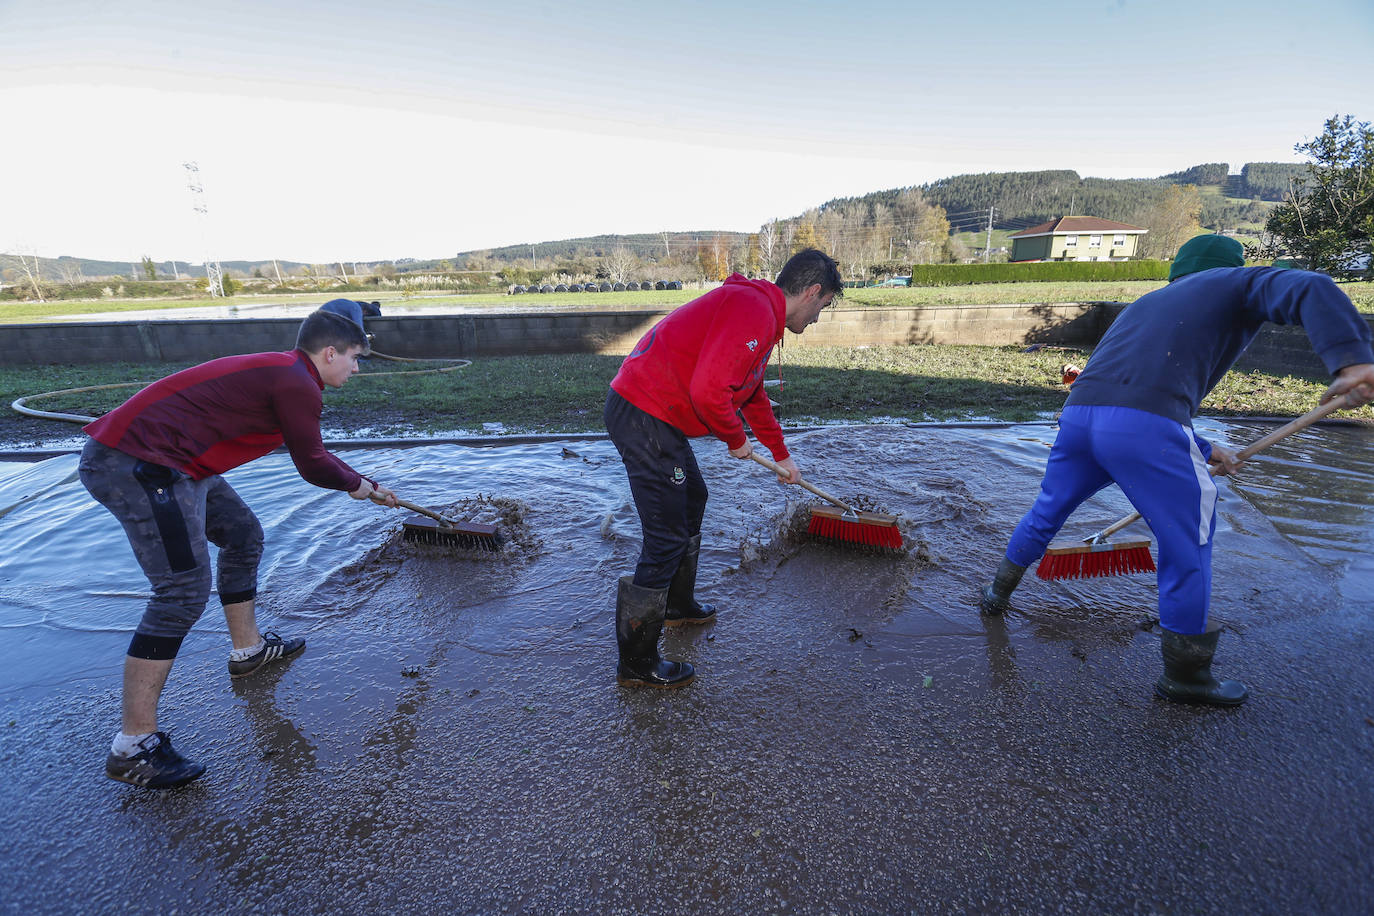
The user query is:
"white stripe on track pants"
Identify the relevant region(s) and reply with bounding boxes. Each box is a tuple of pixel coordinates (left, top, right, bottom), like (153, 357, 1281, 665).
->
(1005, 404, 1218, 634)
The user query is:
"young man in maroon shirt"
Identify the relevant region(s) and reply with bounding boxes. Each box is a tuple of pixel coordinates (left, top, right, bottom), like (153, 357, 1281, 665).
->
(80, 299, 399, 788)
(604, 249, 843, 688)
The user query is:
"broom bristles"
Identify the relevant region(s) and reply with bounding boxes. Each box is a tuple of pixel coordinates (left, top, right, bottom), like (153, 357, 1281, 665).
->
(806, 506, 903, 549)
(401, 516, 503, 551)
(1035, 539, 1154, 581)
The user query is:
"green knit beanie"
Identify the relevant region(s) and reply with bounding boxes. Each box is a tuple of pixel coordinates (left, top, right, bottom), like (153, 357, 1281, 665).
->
(1169, 234, 1245, 280)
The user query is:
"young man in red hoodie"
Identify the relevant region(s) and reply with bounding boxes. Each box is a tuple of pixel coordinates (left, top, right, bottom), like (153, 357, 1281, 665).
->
(604, 249, 843, 688)
(80, 299, 399, 788)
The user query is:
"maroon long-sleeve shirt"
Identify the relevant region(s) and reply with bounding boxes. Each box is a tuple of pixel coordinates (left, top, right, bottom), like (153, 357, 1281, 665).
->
(84, 349, 367, 490)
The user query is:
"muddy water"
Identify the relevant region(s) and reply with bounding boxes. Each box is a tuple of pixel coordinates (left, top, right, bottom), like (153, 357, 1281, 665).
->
(1, 422, 1371, 914)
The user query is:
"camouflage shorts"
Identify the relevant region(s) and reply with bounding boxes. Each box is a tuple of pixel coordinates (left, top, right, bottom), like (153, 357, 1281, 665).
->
(79, 438, 263, 641)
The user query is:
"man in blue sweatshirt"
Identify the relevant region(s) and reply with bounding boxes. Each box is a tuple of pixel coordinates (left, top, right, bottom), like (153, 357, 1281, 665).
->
(979, 234, 1374, 706)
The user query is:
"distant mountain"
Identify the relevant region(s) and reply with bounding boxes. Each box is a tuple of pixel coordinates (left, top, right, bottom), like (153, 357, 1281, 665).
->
(0, 254, 317, 284)
(448, 162, 1305, 263)
(6, 162, 1308, 277)
(440, 231, 748, 269)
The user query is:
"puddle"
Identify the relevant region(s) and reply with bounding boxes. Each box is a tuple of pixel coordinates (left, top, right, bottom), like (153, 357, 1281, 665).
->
(3, 419, 1371, 712)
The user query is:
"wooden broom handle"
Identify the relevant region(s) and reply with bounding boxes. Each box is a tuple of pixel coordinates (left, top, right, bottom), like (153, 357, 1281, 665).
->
(369, 492, 453, 524)
(747, 451, 856, 514)
(1232, 395, 1352, 460)
(1087, 394, 1357, 543)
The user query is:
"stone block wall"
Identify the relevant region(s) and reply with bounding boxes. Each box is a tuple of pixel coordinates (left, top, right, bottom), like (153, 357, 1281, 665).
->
(0, 304, 1366, 382)
(788, 303, 1110, 350)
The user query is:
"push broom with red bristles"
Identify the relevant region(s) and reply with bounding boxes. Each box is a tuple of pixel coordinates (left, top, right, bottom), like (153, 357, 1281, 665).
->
(1037, 394, 1357, 581)
(748, 452, 903, 549)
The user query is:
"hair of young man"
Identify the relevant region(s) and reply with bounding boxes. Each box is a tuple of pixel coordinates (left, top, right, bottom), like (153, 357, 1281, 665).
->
(776, 248, 843, 297)
(295, 310, 369, 355)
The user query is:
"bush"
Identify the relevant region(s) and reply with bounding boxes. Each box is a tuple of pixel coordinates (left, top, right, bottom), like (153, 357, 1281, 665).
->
(905, 260, 1171, 286)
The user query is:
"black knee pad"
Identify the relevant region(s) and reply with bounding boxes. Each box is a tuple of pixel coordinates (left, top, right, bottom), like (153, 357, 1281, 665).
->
(127, 632, 186, 661)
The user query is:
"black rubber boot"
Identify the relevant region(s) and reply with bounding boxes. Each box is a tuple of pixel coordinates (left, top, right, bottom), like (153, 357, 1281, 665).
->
(616, 576, 695, 689)
(979, 557, 1027, 615)
(1155, 624, 1248, 706)
(665, 535, 717, 627)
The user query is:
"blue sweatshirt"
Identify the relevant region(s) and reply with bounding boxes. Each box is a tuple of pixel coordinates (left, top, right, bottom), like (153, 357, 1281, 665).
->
(1066, 267, 1373, 427)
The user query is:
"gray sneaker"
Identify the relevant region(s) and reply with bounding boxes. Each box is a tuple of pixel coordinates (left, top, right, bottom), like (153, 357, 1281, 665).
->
(228, 631, 305, 679)
(106, 732, 205, 789)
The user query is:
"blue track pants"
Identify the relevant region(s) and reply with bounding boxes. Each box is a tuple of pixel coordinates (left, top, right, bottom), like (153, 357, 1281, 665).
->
(1005, 405, 1219, 634)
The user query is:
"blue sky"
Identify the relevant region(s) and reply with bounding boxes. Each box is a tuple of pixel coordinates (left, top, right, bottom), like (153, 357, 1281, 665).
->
(3, 0, 1371, 264)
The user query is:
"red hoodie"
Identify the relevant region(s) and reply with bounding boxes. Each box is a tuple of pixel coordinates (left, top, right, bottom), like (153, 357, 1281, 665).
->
(610, 274, 789, 460)
(85, 349, 366, 490)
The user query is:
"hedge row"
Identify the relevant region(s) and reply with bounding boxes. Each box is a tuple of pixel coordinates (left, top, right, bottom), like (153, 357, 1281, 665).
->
(905, 260, 1172, 286)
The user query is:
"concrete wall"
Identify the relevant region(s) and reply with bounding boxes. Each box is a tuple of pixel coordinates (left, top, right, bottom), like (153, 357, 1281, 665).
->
(0, 311, 669, 365)
(0, 304, 1364, 380)
(1092, 302, 1355, 377)
(1232, 326, 1331, 375)
(0, 303, 1113, 366)
(790, 302, 1110, 349)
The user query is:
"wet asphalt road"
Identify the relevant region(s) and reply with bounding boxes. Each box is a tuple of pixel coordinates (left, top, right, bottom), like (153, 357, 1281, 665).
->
(0, 424, 1371, 914)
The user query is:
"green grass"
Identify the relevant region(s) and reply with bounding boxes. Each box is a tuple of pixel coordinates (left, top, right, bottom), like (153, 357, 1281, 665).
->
(8, 279, 1373, 324)
(846, 280, 1374, 312)
(843, 281, 1168, 306)
(950, 229, 1016, 252)
(4, 345, 1368, 448)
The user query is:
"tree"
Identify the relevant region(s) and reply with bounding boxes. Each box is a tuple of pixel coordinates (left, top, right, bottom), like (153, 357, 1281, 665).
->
(791, 219, 820, 253)
(817, 205, 854, 276)
(697, 235, 732, 281)
(757, 219, 783, 277)
(604, 245, 637, 284)
(1262, 115, 1373, 277)
(1138, 185, 1202, 259)
(1240, 162, 1307, 201)
(744, 233, 761, 277)
(3, 248, 47, 301)
(898, 191, 951, 263)
(57, 259, 85, 286)
(1162, 163, 1229, 186)
(141, 256, 157, 280)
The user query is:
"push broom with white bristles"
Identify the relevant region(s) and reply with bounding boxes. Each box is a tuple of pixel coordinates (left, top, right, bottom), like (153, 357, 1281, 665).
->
(748, 452, 903, 549)
(1037, 394, 1357, 581)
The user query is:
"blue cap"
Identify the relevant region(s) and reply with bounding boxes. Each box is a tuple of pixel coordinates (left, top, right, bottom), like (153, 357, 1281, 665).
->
(319, 298, 368, 332)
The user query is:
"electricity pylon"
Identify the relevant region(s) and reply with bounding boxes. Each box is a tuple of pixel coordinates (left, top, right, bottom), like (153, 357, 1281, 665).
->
(183, 162, 225, 297)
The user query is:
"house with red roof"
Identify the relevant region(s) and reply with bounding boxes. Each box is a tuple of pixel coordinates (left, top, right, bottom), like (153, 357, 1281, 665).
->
(1008, 217, 1148, 262)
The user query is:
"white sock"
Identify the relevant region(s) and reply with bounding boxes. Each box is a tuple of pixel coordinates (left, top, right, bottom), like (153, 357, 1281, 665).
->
(111, 731, 157, 758)
(229, 639, 266, 662)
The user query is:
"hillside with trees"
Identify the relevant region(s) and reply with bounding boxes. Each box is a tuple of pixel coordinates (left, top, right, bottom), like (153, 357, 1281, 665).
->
(0, 157, 1318, 301)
